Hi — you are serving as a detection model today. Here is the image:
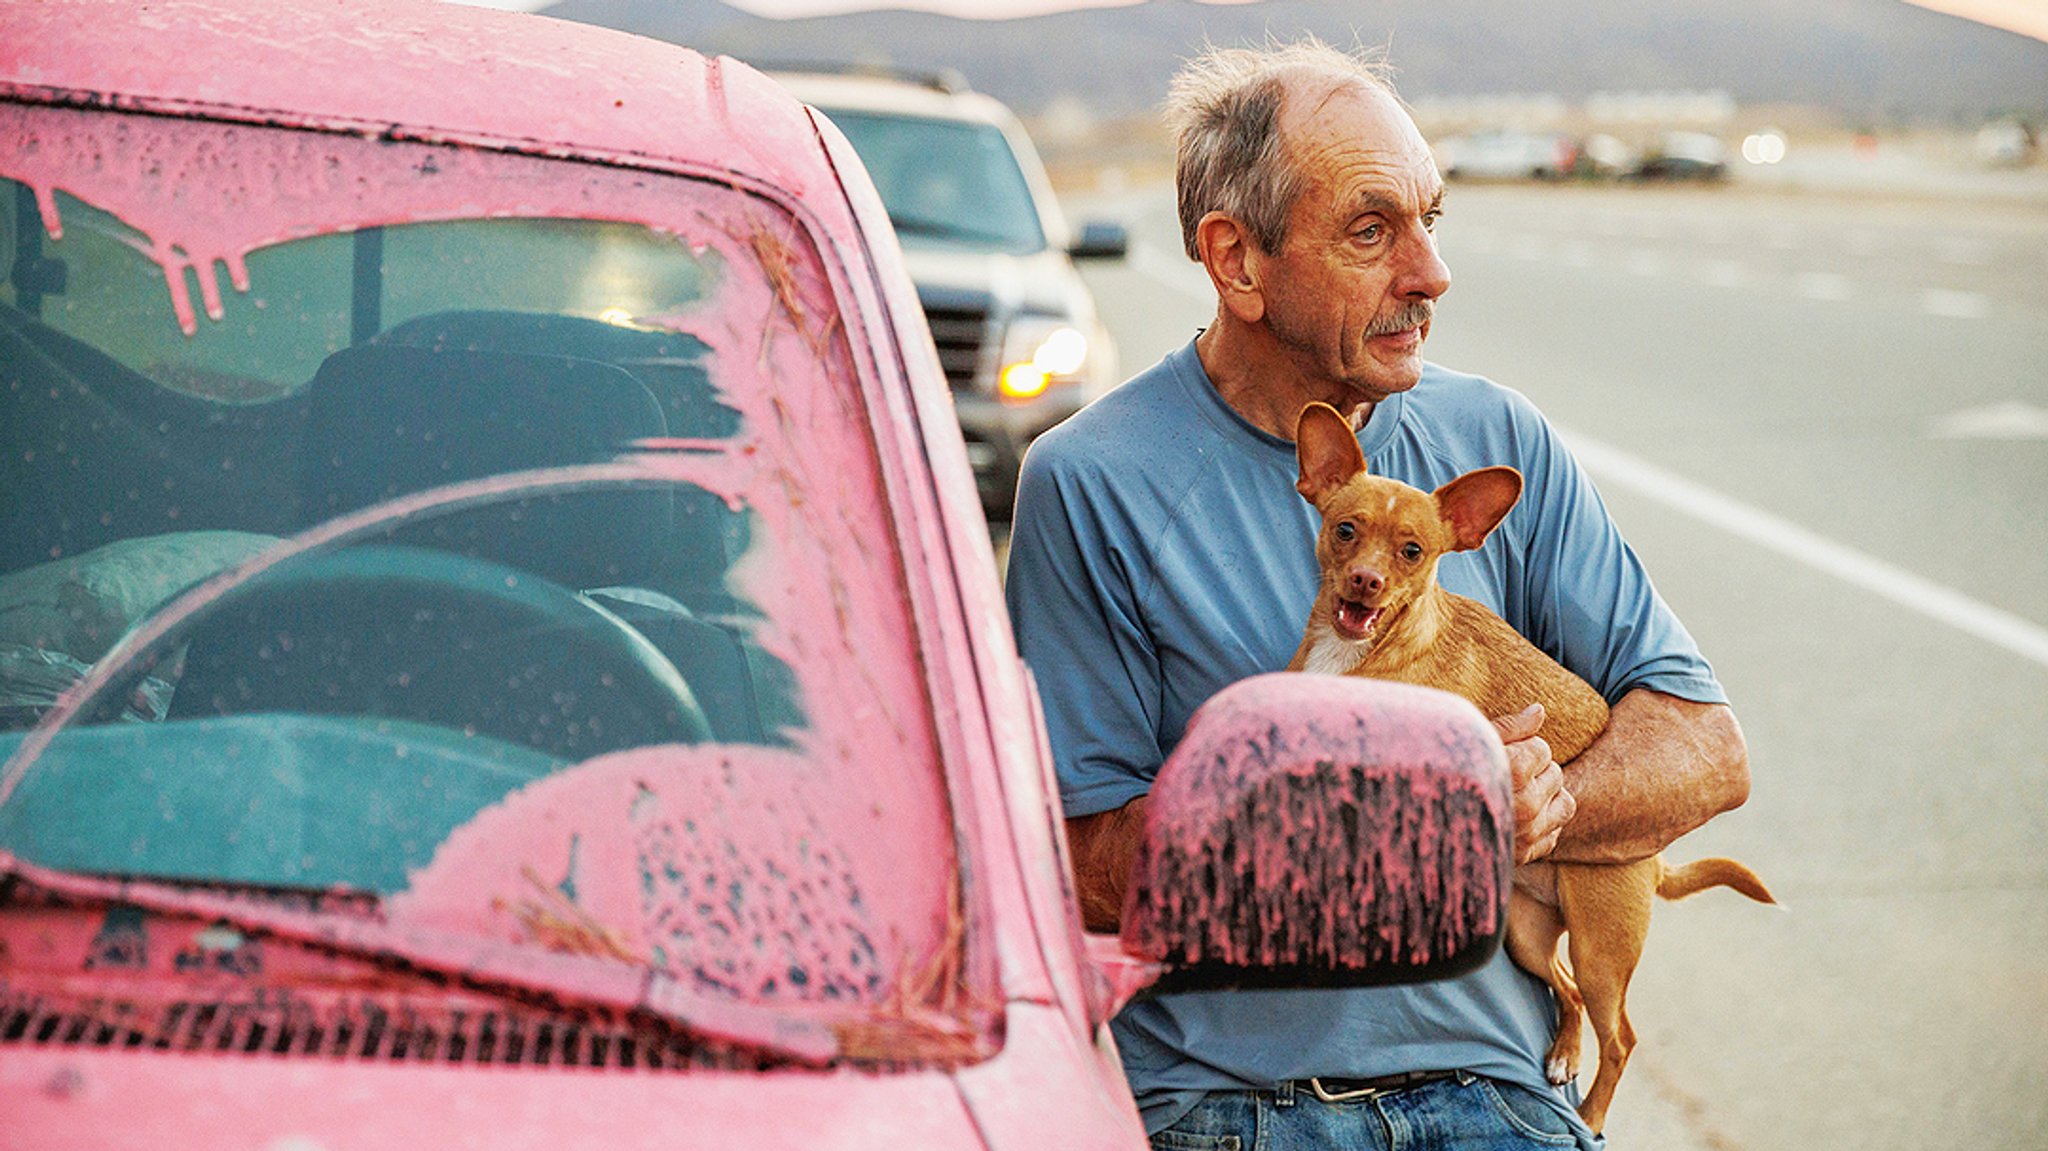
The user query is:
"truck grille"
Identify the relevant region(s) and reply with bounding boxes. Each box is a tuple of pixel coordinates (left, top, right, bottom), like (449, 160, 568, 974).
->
(921, 302, 987, 392)
(0, 991, 764, 1070)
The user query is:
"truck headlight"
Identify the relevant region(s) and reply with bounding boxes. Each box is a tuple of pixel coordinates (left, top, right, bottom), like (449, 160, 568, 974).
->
(997, 320, 1089, 402)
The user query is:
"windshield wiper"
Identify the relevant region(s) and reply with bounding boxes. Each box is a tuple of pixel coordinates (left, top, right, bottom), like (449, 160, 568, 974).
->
(0, 849, 841, 1065)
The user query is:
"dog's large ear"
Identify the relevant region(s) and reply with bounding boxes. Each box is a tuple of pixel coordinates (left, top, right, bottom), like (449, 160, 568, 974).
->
(1295, 402, 1367, 504)
(1434, 467, 1523, 551)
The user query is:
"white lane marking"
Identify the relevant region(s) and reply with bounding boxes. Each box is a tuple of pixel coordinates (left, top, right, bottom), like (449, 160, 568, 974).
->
(1700, 259, 1749, 288)
(1797, 272, 1853, 301)
(1560, 428, 2048, 670)
(1929, 401, 2048, 440)
(1922, 289, 1991, 319)
(1127, 243, 1215, 301)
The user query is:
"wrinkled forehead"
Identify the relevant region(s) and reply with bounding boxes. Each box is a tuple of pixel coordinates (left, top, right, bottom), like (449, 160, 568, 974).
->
(1277, 78, 1439, 206)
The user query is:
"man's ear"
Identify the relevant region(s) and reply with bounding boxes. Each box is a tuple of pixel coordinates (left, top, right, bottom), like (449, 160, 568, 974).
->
(1433, 467, 1523, 551)
(1295, 402, 1367, 504)
(1196, 211, 1264, 324)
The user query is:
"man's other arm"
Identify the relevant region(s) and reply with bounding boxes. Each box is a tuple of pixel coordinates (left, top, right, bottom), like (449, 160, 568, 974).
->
(1066, 798, 1149, 933)
(1553, 689, 1749, 863)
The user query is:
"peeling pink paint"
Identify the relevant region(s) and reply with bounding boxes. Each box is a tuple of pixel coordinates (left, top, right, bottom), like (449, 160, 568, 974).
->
(0, 102, 825, 338)
(1122, 673, 1512, 982)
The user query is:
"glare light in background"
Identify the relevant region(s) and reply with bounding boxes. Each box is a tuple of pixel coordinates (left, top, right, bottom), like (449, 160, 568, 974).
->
(999, 323, 1089, 401)
(597, 307, 636, 327)
(1742, 130, 1788, 165)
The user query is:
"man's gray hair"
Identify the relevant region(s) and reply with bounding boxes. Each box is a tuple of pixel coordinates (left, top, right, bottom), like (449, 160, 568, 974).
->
(1165, 39, 1397, 261)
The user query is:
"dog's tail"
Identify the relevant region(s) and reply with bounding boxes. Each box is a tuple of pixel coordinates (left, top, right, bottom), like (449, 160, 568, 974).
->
(1657, 857, 1778, 906)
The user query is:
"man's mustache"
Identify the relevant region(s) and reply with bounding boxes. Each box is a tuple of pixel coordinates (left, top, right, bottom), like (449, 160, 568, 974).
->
(1365, 300, 1434, 338)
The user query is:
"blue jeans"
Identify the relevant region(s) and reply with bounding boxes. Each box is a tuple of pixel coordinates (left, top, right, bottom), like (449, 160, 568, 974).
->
(1147, 1074, 1587, 1151)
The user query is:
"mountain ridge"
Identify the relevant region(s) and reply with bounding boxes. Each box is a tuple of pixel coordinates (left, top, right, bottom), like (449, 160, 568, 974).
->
(535, 0, 2048, 122)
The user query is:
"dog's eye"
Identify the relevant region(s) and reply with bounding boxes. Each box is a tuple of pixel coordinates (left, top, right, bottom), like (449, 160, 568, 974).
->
(1401, 542, 1424, 562)
(1334, 522, 1356, 542)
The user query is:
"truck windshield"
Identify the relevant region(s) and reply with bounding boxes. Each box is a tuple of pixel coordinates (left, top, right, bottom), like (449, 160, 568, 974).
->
(823, 109, 1048, 254)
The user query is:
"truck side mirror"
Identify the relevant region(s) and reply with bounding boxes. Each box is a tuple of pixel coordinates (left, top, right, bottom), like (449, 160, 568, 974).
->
(1067, 220, 1128, 261)
(1119, 673, 1511, 997)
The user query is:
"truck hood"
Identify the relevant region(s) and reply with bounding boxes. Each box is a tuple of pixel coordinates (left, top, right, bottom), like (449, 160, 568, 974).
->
(899, 245, 1095, 323)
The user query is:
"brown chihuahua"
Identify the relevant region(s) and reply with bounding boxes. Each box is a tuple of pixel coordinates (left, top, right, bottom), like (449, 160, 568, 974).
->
(1285, 400, 1775, 1134)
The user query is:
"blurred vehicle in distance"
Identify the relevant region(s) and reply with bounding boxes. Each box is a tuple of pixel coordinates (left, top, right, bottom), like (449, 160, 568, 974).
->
(1437, 129, 1581, 181)
(1630, 130, 1732, 182)
(1975, 118, 2036, 167)
(1578, 132, 1638, 179)
(772, 66, 1126, 524)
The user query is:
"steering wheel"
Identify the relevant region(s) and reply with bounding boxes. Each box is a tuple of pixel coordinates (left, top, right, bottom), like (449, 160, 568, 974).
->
(162, 545, 711, 759)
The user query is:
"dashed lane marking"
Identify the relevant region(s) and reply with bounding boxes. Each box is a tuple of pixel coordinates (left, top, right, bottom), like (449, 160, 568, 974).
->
(1700, 259, 1749, 288)
(1796, 272, 1854, 301)
(1922, 289, 1991, 319)
(1929, 401, 2048, 440)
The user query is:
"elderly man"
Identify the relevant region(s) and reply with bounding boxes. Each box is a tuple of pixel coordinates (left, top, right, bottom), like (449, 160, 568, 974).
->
(1003, 41, 1751, 1151)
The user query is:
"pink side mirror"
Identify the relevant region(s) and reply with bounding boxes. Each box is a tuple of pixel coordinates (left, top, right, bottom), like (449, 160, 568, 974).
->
(1119, 673, 1511, 997)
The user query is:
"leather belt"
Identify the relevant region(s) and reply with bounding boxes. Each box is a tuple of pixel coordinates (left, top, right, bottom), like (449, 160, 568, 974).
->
(1302, 1069, 1460, 1103)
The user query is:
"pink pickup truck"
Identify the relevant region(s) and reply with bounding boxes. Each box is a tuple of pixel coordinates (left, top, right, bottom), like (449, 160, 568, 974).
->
(0, 2, 1511, 1146)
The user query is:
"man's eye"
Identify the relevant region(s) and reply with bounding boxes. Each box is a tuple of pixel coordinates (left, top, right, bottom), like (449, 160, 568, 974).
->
(1401, 541, 1424, 562)
(1423, 211, 1443, 232)
(1355, 223, 1382, 243)
(1335, 522, 1357, 541)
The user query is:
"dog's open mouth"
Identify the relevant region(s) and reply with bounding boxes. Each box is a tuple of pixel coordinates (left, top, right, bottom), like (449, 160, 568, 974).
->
(1333, 598, 1384, 642)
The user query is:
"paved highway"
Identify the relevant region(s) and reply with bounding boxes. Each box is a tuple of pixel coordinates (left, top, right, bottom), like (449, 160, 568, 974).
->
(1064, 179, 2048, 1151)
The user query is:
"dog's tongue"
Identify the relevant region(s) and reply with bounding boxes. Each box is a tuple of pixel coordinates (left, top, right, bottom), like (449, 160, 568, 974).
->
(1336, 599, 1381, 637)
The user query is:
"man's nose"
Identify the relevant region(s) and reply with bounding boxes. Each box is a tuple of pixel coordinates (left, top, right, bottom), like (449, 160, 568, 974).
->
(1397, 226, 1451, 301)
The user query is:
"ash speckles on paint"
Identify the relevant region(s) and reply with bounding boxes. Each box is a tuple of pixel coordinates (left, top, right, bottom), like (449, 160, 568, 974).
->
(1122, 674, 1511, 980)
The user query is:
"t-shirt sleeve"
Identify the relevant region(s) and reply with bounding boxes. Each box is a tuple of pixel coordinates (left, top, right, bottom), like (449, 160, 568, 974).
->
(1502, 392, 1727, 706)
(1004, 442, 1166, 819)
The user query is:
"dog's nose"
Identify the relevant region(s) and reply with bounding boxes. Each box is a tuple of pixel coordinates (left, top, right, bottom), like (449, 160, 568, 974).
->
(1348, 567, 1385, 598)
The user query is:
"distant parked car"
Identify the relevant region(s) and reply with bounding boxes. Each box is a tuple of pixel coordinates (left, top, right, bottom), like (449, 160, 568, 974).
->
(1578, 133, 1638, 179)
(772, 67, 1126, 523)
(1630, 131, 1731, 182)
(1439, 130, 1579, 181)
(0, 0, 1511, 1146)
(1976, 119, 2035, 168)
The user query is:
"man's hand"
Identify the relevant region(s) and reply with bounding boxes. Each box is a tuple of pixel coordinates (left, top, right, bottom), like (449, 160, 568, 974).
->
(1493, 703, 1577, 863)
(1065, 797, 1149, 933)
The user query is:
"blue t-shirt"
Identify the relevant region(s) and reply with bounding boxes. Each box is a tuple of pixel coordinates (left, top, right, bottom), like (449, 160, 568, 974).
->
(1004, 340, 1724, 1147)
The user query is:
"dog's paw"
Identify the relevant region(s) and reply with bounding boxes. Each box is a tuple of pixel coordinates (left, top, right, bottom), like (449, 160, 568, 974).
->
(1545, 1052, 1577, 1085)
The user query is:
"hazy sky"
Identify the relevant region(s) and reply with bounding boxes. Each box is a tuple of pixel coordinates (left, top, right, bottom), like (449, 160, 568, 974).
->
(727, 0, 1255, 15)
(454, 0, 2046, 41)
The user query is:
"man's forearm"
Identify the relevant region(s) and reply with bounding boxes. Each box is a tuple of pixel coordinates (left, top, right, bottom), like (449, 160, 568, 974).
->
(1553, 689, 1750, 864)
(1065, 796, 1149, 932)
